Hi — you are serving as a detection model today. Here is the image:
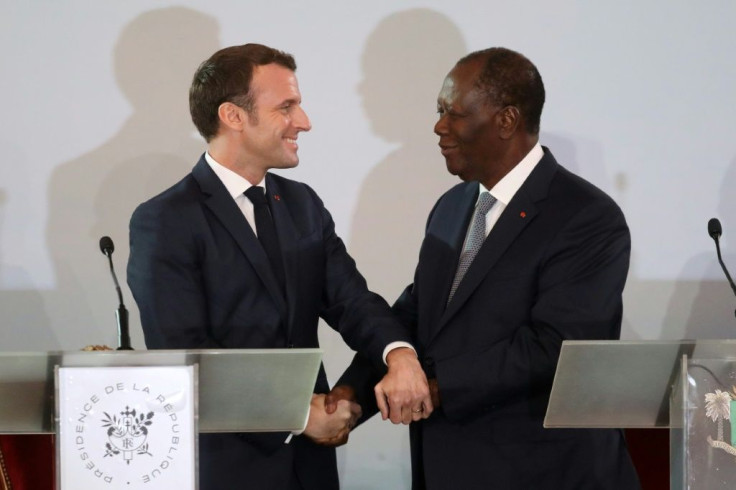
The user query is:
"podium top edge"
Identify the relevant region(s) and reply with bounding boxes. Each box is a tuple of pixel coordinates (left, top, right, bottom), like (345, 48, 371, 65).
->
(0, 348, 324, 361)
(561, 339, 735, 346)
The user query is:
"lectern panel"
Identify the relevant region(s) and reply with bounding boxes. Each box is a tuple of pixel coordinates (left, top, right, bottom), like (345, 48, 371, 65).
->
(545, 340, 736, 428)
(0, 349, 321, 434)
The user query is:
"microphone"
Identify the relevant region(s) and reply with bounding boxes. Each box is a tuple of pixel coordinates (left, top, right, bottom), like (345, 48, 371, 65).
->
(707, 219, 736, 319)
(709, 218, 722, 241)
(99, 236, 133, 350)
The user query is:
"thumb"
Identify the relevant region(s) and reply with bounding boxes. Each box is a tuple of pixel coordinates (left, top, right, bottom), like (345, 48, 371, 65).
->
(325, 385, 357, 415)
(324, 391, 338, 415)
(350, 401, 363, 420)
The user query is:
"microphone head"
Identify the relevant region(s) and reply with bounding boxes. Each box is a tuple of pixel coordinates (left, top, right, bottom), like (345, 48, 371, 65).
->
(708, 218, 723, 240)
(99, 236, 115, 256)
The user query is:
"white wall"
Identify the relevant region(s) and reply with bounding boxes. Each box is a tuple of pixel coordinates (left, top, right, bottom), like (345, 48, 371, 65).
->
(2, 1, 735, 486)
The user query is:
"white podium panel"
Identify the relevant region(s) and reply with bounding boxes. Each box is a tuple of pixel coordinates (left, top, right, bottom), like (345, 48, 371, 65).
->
(57, 366, 196, 490)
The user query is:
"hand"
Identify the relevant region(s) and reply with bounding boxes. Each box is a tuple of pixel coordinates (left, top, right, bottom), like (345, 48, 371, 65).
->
(325, 385, 358, 415)
(374, 347, 433, 424)
(303, 393, 362, 447)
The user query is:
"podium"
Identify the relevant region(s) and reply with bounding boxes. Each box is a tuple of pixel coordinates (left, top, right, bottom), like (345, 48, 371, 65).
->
(0, 349, 321, 489)
(545, 340, 736, 490)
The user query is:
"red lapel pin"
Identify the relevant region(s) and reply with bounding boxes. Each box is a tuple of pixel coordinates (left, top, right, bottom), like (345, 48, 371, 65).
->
(520, 211, 526, 218)
(273, 195, 281, 201)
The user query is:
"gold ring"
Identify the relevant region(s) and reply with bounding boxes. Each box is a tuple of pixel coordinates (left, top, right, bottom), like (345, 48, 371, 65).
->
(412, 408, 423, 413)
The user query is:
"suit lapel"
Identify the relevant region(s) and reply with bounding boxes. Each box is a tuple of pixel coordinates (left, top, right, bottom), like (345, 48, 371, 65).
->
(439, 191, 538, 328)
(421, 184, 477, 345)
(432, 150, 559, 341)
(192, 158, 288, 319)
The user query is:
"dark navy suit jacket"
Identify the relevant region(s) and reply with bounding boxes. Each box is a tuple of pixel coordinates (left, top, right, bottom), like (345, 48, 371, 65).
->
(343, 148, 640, 490)
(127, 155, 410, 489)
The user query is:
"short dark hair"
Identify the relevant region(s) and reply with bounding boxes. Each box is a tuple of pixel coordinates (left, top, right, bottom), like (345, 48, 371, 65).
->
(458, 47, 545, 135)
(189, 43, 297, 141)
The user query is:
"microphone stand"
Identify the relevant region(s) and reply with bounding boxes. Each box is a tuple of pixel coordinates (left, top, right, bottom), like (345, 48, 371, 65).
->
(104, 249, 133, 350)
(709, 218, 736, 318)
(713, 235, 736, 298)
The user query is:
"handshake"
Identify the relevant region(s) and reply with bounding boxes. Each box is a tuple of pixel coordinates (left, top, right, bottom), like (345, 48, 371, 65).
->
(303, 347, 438, 447)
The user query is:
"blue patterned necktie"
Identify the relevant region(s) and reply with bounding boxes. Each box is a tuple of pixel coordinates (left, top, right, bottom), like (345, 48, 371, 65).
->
(447, 191, 496, 303)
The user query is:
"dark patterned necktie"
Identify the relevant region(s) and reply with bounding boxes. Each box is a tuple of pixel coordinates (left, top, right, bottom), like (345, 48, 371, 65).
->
(448, 192, 496, 303)
(244, 186, 286, 295)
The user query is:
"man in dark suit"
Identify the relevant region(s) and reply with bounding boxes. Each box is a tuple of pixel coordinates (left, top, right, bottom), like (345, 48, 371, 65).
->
(127, 43, 432, 490)
(335, 47, 641, 489)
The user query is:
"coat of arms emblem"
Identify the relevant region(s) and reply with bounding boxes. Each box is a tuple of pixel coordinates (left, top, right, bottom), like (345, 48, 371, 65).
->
(704, 389, 736, 456)
(102, 406, 155, 464)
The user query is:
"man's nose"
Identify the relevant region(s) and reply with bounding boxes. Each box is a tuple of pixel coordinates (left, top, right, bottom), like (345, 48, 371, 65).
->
(434, 115, 448, 135)
(295, 106, 312, 132)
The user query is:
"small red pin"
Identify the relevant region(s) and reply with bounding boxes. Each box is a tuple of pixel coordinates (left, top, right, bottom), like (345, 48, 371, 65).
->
(520, 211, 526, 218)
(273, 195, 281, 201)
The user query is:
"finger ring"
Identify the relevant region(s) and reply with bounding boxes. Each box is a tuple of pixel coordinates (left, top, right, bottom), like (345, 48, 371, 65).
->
(412, 408, 423, 413)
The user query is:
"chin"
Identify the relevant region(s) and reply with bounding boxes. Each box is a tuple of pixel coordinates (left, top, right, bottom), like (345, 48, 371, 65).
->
(275, 158, 299, 169)
(445, 160, 463, 179)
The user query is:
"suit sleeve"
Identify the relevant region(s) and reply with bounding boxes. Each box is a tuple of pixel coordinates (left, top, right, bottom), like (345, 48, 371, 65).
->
(435, 198, 630, 421)
(309, 187, 412, 368)
(336, 281, 420, 422)
(127, 200, 218, 349)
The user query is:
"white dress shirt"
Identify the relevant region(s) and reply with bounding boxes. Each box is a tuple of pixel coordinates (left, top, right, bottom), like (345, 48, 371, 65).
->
(471, 142, 544, 238)
(205, 152, 263, 235)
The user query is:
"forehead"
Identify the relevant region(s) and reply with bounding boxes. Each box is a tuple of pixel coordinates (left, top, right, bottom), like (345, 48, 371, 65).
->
(251, 63, 301, 104)
(438, 59, 483, 104)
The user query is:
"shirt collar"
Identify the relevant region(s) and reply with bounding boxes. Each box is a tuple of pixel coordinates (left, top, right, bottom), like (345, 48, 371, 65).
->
(480, 142, 544, 204)
(204, 152, 265, 198)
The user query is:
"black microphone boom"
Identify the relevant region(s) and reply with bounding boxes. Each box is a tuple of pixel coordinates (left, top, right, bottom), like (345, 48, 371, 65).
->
(707, 219, 736, 321)
(99, 236, 133, 350)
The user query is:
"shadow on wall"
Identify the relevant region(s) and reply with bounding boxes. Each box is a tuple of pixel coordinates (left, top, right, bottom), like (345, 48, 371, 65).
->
(659, 154, 736, 340)
(42, 7, 219, 350)
(339, 9, 466, 490)
(0, 146, 56, 349)
(348, 9, 465, 304)
(539, 132, 735, 342)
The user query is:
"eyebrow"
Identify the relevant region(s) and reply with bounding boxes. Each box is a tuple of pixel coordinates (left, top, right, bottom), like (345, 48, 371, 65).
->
(278, 96, 301, 106)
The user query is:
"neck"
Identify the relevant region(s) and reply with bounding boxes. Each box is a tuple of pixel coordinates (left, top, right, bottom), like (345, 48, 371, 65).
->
(481, 134, 538, 190)
(208, 138, 266, 186)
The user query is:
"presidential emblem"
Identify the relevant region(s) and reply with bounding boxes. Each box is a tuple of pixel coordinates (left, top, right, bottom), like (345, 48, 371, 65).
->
(102, 406, 154, 464)
(704, 388, 736, 456)
(58, 366, 196, 489)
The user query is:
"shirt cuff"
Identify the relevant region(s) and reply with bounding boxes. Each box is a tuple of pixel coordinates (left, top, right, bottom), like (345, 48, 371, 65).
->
(286, 403, 311, 443)
(382, 342, 416, 365)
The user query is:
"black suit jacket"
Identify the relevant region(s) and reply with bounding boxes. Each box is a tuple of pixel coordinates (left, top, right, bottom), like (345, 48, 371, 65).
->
(343, 148, 640, 489)
(127, 155, 410, 489)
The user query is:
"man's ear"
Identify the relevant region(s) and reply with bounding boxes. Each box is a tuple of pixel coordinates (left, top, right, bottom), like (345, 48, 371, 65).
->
(497, 105, 522, 139)
(217, 102, 246, 132)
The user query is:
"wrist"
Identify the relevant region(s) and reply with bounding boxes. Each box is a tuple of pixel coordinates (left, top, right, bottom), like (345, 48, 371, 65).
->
(386, 347, 417, 367)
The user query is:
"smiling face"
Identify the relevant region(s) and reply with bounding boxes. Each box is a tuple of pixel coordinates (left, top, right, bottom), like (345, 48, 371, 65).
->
(240, 63, 312, 174)
(434, 59, 509, 187)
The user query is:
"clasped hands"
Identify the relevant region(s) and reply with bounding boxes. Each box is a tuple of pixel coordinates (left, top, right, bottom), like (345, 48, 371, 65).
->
(304, 348, 434, 447)
(303, 392, 362, 447)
